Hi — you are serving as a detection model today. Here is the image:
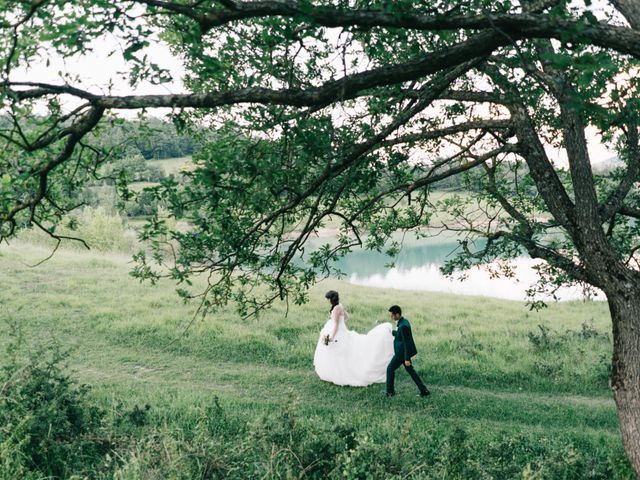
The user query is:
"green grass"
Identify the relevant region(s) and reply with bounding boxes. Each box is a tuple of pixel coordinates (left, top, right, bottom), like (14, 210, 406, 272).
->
(0, 242, 632, 479)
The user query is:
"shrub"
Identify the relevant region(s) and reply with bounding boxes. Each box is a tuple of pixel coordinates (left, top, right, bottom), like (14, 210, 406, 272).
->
(17, 206, 136, 253)
(432, 426, 483, 479)
(81, 185, 120, 213)
(0, 325, 108, 479)
(527, 324, 554, 351)
(61, 206, 134, 252)
(125, 189, 159, 217)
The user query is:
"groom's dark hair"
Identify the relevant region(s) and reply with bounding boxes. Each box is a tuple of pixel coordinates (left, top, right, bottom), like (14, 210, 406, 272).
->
(388, 305, 402, 315)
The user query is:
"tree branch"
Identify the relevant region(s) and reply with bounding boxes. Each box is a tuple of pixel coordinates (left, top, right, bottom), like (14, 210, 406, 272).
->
(438, 90, 514, 105)
(520, 238, 592, 285)
(218, 62, 482, 270)
(600, 124, 640, 222)
(131, 1, 640, 60)
(0, 106, 105, 233)
(536, 41, 602, 233)
(408, 144, 519, 192)
(483, 161, 532, 230)
(610, 0, 640, 29)
(380, 119, 512, 148)
(619, 205, 640, 219)
(4, 31, 499, 110)
(506, 98, 577, 233)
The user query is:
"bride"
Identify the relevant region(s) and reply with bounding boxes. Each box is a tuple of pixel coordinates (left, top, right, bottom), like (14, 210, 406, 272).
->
(313, 290, 394, 387)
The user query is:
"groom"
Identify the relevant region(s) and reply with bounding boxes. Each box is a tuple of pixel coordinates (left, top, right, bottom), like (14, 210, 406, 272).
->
(385, 305, 430, 397)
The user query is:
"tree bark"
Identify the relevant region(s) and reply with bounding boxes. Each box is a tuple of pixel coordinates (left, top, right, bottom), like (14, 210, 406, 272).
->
(612, 0, 640, 29)
(607, 273, 640, 478)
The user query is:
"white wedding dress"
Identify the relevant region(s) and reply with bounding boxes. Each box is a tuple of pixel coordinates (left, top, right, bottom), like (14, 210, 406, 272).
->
(313, 307, 394, 387)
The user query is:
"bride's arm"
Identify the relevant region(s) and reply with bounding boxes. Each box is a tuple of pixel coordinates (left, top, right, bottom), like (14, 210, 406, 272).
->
(330, 306, 341, 341)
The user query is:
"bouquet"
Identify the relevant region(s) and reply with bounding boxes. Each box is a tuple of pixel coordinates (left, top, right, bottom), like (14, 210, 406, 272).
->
(322, 334, 331, 346)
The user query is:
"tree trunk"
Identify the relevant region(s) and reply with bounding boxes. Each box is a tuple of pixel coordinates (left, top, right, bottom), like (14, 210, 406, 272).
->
(608, 281, 640, 478)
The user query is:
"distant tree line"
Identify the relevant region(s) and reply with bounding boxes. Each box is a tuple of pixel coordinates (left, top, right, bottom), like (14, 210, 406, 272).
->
(78, 117, 201, 219)
(95, 117, 199, 161)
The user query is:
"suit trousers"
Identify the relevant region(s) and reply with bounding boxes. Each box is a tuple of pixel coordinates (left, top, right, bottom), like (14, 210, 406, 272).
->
(386, 354, 427, 394)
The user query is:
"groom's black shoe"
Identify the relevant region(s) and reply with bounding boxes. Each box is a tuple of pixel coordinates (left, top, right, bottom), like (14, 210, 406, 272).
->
(383, 391, 395, 397)
(418, 389, 431, 397)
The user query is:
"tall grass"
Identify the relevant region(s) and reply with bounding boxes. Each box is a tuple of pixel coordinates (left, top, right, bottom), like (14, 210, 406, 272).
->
(0, 242, 633, 479)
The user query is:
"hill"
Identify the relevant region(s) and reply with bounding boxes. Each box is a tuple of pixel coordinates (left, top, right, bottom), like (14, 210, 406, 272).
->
(0, 243, 632, 478)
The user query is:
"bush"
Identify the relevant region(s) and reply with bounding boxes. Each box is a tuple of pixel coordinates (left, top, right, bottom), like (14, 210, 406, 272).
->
(0, 325, 108, 479)
(124, 189, 159, 217)
(17, 206, 136, 253)
(62, 207, 135, 252)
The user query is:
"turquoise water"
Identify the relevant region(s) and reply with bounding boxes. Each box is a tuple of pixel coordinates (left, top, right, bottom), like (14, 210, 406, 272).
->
(305, 237, 595, 301)
(331, 240, 468, 277)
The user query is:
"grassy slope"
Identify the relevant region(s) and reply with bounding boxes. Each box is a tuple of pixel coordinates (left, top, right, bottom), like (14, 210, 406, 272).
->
(0, 243, 629, 476)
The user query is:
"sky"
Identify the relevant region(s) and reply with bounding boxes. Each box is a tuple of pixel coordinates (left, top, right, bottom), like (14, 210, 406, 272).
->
(11, 1, 620, 165)
(13, 30, 186, 117)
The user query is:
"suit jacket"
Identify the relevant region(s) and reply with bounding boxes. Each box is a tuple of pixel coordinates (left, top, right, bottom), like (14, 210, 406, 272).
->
(392, 317, 418, 361)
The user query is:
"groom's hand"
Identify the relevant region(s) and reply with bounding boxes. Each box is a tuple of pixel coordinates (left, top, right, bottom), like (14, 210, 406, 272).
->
(404, 360, 411, 367)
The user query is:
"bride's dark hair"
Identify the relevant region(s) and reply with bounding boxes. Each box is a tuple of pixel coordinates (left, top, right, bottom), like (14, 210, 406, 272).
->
(325, 290, 339, 311)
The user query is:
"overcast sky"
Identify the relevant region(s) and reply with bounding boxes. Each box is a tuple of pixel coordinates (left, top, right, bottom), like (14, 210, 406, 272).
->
(12, 2, 619, 164)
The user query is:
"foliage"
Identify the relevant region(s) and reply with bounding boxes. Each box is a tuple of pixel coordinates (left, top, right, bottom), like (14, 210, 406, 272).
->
(124, 189, 160, 218)
(101, 154, 166, 185)
(93, 117, 199, 161)
(0, 323, 107, 479)
(2, 0, 640, 472)
(17, 206, 135, 252)
(106, 408, 632, 479)
(81, 184, 120, 215)
(0, 1, 638, 315)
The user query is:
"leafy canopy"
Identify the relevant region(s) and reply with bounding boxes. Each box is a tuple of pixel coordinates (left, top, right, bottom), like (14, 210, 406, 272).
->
(0, 0, 639, 316)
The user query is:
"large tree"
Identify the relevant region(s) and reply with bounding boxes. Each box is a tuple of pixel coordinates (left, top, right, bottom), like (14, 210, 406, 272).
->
(1, 0, 640, 473)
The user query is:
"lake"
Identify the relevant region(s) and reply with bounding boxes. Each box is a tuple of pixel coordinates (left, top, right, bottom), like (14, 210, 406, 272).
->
(314, 237, 602, 302)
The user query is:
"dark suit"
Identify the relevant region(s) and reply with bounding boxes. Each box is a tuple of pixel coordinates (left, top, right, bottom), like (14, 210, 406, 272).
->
(386, 316, 428, 395)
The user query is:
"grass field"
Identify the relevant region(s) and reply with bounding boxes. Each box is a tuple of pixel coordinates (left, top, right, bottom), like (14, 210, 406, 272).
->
(147, 156, 194, 175)
(0, 242, 633, 479)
